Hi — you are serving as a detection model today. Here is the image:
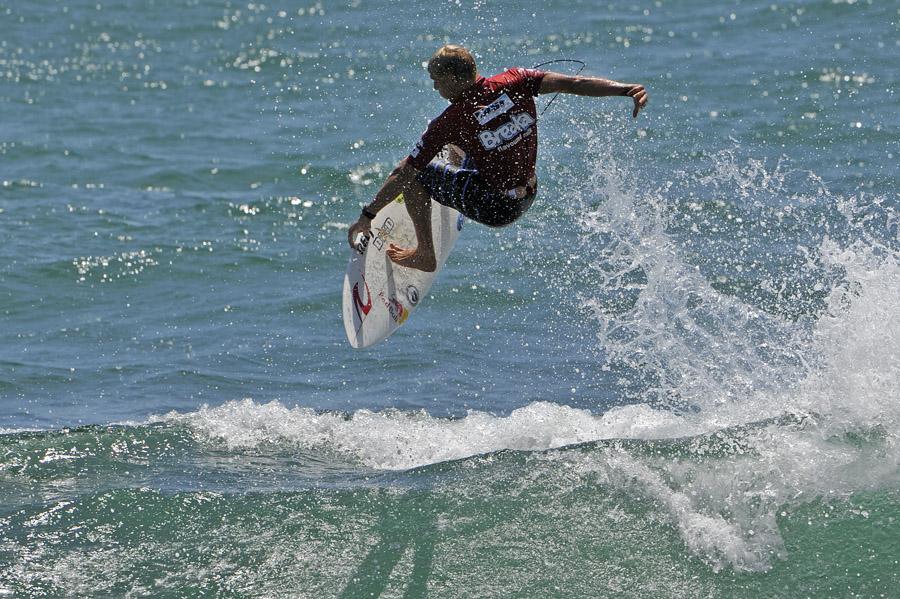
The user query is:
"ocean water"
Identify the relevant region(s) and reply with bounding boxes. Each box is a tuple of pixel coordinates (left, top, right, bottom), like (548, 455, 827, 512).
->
(1, 0, 898, 596)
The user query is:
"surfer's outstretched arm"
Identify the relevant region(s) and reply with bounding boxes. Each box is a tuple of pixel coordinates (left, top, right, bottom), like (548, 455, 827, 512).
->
(539, 72, 648, 118)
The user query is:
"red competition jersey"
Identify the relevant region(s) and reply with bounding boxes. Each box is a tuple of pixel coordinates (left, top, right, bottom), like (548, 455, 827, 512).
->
(407, 68, 546, 192)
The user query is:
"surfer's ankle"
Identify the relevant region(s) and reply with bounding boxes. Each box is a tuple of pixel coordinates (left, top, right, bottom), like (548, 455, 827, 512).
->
(419, 255, 437, 272)
(392, 251, 435, 272)
(408, 253, 436, 272)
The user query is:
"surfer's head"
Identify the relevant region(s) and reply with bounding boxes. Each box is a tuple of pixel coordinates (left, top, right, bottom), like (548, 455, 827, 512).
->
(427, 45, 477, 101)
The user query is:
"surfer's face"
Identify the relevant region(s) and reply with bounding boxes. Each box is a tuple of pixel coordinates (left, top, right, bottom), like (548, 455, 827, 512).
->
(429, 71, 471, 102)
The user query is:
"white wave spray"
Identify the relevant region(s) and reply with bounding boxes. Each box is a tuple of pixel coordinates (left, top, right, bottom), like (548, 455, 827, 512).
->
(561, 131, 900, 570)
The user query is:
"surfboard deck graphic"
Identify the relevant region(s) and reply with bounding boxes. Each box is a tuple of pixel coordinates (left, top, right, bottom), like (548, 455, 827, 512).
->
(342, 194, 463, 348)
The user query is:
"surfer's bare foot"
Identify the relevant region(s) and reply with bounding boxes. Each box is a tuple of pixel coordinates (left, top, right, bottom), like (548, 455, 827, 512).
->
(387, 244, 436, 272)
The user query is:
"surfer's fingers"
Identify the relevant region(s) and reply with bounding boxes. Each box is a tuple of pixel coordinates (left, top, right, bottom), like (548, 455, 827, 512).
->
(347, 222, 367, 247)
(630, 87, 648, 118)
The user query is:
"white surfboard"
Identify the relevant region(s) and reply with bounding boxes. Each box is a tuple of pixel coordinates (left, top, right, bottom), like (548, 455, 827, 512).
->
(342, 194, 464, 348)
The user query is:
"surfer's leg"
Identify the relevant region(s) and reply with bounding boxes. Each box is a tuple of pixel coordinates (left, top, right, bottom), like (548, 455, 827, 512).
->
(414, 158, 534, 228)
(387, 147, 466, 271)
(446, 144, 465, 166)
(386, 177, 437, 272)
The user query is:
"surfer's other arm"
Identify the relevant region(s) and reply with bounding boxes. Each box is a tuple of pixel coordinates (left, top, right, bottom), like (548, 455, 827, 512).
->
(347, 159, 419, 247)
(346, 157, 437, 271)
(539, 72, 648, 118)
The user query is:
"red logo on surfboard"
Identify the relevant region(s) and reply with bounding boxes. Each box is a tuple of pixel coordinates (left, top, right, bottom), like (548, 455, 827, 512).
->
(352, 280, 372, 329)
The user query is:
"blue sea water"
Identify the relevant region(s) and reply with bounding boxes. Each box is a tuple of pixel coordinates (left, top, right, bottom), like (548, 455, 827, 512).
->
(1, 0, 898, 596)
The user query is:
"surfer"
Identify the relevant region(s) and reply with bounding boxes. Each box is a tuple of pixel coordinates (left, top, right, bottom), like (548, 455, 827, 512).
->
(347, 44, 648, 271)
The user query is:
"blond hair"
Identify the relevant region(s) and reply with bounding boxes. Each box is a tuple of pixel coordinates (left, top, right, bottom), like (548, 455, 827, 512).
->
(427, 45, 477, 81)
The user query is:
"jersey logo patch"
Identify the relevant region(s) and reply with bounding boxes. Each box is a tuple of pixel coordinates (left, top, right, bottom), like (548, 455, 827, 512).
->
(478, 112, 536, 151)
(474, 93, 514, 125)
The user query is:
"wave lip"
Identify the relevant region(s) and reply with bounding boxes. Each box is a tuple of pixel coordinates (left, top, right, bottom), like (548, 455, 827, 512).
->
(161, 399, 705, 471)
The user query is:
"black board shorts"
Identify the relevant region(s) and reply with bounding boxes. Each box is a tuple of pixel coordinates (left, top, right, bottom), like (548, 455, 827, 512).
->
(414, 158, 535, 228)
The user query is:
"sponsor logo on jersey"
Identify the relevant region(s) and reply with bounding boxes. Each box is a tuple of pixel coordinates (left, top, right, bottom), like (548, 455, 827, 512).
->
(352, 279, 372, 331)
(372, 217, 395, 251)
(474, 93, 514, 125)
(478, 112, 536, 151)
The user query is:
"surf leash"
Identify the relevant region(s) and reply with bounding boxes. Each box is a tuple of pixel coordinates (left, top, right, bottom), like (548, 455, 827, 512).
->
(532, 59, 586, 117)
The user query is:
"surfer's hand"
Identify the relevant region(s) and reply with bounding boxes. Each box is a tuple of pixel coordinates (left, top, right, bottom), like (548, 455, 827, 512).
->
(348, 217, 372, 254)
(623, 84, 648, 118)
